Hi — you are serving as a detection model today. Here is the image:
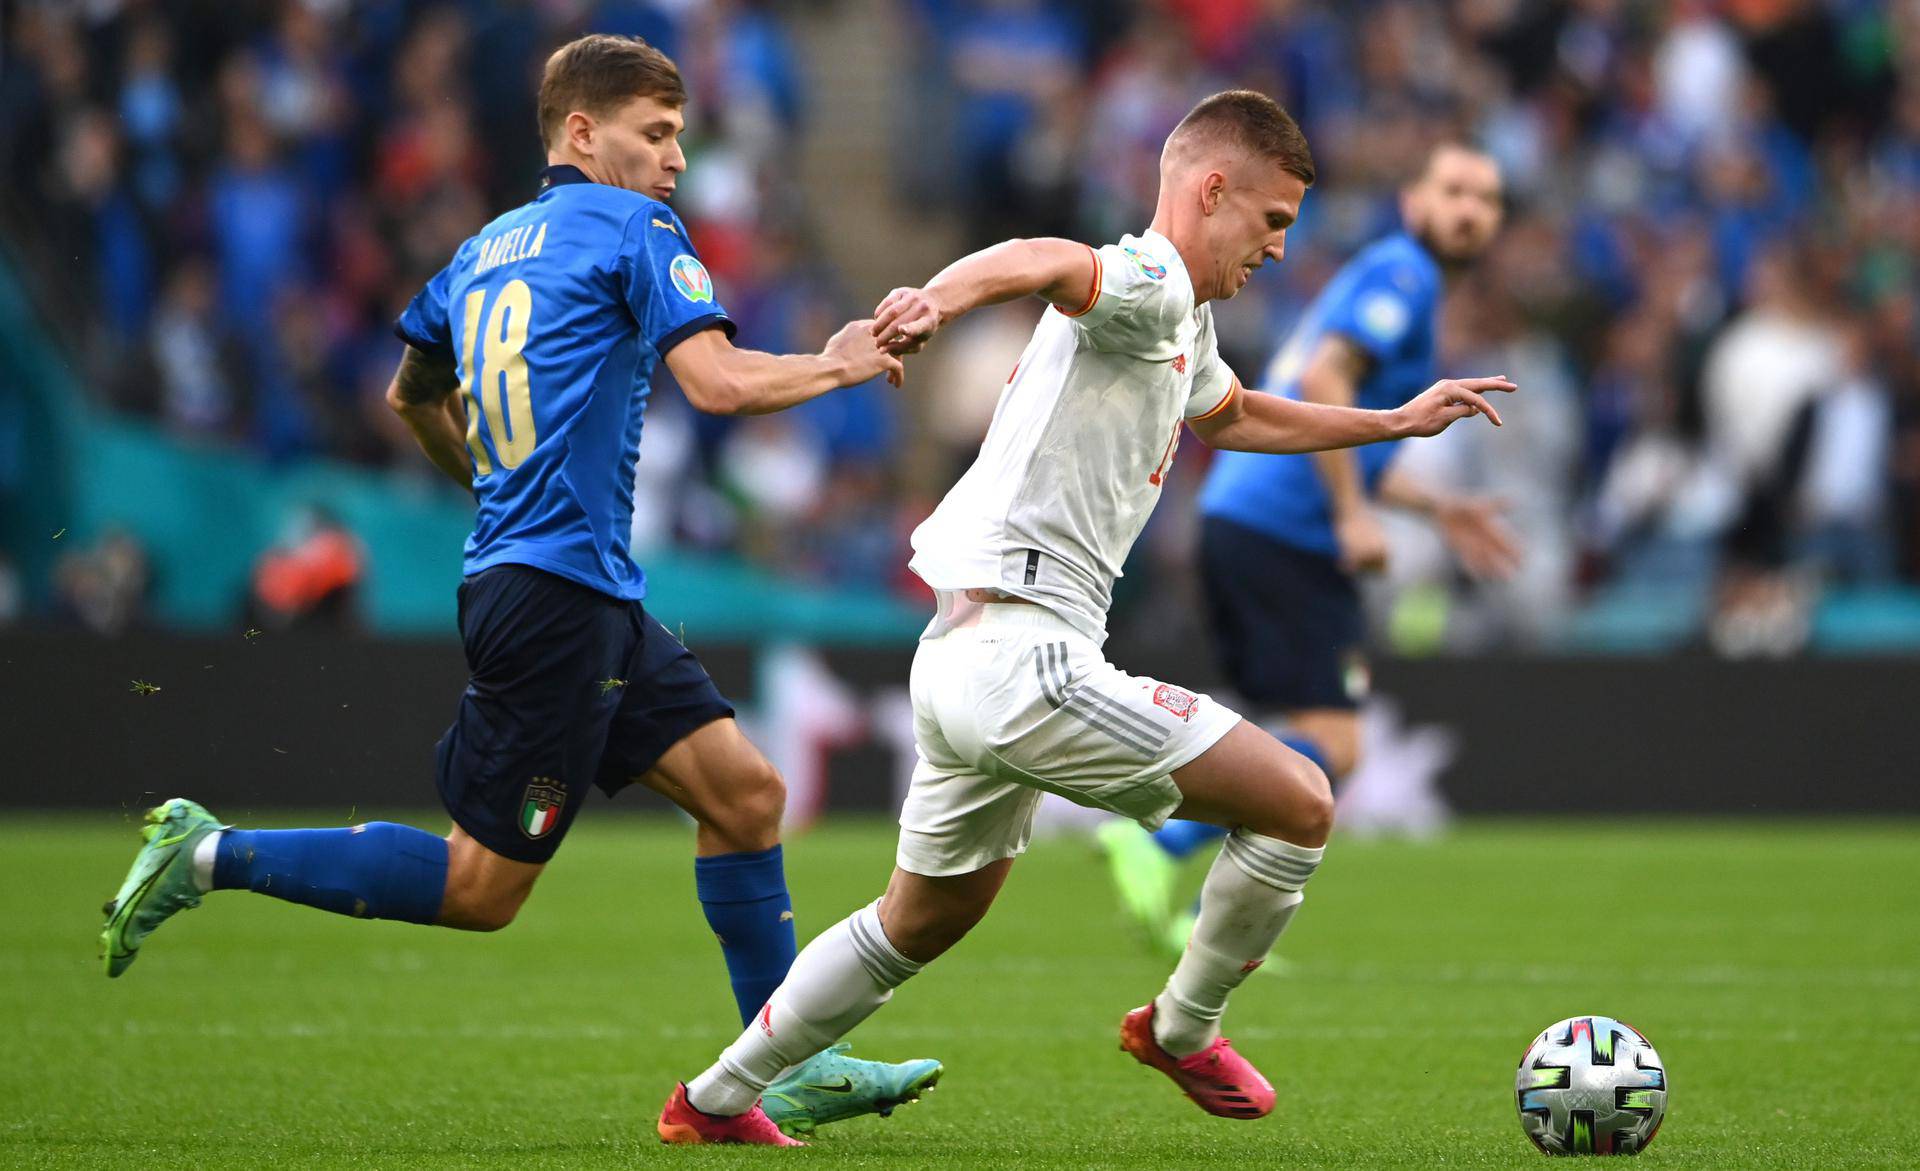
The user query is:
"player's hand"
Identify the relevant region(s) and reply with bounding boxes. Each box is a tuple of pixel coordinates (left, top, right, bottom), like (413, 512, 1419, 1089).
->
(1335, 507, 1390, 575)
(1393, 376, 1516, 437)
(826, 319, 906, 387)
(1435, 496, 1522, 580)
(871, 286, 949, 355)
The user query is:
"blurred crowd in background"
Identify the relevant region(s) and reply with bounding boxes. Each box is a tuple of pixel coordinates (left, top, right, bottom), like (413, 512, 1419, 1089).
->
(4, 0, 1920, 656)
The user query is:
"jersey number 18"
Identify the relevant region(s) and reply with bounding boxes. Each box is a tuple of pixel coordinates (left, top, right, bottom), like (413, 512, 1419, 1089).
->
(459, 279, 537, 474)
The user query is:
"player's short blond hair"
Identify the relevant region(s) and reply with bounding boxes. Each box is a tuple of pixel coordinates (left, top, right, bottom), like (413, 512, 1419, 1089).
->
(1166, 91, 1315, 186)
(537, 34, 686, 149)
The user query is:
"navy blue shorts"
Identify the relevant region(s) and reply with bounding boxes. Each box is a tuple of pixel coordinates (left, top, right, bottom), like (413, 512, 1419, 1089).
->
(434, 564, 735, 863)
(1198, 515, 1368, 712)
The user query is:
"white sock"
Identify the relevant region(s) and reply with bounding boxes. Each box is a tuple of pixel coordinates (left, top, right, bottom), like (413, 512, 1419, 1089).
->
(191, 831, 223, 893)
(1153, 831, 1322, 1057)
(686, 899, 922, 1116)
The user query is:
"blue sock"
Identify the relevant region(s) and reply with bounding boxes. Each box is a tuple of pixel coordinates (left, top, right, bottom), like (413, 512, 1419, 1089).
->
(212, 823, 447, 924)
(694, 845, 797, 1027)
(1151, 819, 1229, 860)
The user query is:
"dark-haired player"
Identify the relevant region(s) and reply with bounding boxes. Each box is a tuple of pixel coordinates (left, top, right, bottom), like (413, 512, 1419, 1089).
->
(1099, 143, 1519, 950)
(100, 33, 937, 1138)
(657, 93, 1516, 1144)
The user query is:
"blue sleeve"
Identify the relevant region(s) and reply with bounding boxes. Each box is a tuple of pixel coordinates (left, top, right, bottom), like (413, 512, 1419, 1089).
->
(619, 207, 736, 357)
(393, 260, 457, 358)
(1321, 259, 1429, 366)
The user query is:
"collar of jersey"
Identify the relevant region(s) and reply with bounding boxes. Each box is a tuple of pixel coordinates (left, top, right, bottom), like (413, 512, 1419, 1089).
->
(538, 164, 593, 190)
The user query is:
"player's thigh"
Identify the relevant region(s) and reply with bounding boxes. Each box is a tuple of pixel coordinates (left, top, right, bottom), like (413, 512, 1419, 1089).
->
(592, 609, 755, 837)
(634, 717, 782, 854)
(877, 859, 1016, 965)
(434, 567, 633, 866)
(901, 631, 1053, 877)
(1169, 718, 1335, 847)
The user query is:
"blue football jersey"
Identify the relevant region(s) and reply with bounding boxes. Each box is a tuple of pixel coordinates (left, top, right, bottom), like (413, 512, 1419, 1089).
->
(395, 165, 732, 599)
(1196, 232, 1440, 557)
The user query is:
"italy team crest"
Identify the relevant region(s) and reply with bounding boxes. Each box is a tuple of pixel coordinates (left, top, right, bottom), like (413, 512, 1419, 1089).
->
(520, 779, 565, 839)
(669, 254, 714, 303)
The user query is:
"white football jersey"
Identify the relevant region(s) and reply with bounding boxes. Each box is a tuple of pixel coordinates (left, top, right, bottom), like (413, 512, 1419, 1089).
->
(909, 229, 1240, 644)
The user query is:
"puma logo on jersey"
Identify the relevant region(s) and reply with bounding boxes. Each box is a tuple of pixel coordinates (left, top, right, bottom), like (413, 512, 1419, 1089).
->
(651, 217, 678, 234)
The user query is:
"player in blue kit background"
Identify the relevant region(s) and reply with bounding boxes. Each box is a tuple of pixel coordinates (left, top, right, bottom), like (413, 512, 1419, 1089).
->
(100, 34, 938, 1139)
(1099, 143, 1522, 950)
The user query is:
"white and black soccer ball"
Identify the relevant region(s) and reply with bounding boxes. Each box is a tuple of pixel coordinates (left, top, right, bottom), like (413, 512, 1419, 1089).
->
(1515, 1016, 1667, 1156)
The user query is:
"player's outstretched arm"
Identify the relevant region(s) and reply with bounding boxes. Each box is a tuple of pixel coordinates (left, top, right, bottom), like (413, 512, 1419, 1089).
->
(870, 238, 1098, 354)
(1190, 374, 1516, 455)
(385, 345, 474, 490)
(666, 321, 904, 417)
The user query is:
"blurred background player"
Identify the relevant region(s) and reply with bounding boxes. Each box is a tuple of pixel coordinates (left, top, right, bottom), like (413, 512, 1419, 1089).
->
(657, 91, 1517, 1145)
(1098, 143, 1519, 954)
(97, 33, 936, 1140)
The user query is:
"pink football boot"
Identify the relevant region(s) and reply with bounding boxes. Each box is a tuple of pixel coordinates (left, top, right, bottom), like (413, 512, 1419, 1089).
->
(656, 1083, 805, 1146)
(1119, 1002, 1277, 1120)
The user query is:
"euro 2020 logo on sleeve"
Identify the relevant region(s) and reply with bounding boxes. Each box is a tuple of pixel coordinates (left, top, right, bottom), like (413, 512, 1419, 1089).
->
(669, 254, 714, 304)
(1121, 246, 1167, 281)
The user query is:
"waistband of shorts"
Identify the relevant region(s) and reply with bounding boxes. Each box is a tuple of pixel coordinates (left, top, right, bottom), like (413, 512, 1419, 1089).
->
(973, 602, 1083, 635)
(926, 588, 1086, 640)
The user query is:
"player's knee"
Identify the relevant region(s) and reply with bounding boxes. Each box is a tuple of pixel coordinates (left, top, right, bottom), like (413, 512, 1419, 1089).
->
(1251, 752, 1334, 848)
(705, 757, 786, 848)
(1294, 777, 1337, 848)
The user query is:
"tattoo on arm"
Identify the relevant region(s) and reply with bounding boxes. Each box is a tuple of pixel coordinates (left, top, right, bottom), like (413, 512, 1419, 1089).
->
(392, 346, 459, 406)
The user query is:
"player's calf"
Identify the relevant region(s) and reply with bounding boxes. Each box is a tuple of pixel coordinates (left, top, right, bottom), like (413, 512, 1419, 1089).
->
(875, 861, 1010, 962)
(1150, 829, 1321, 1057)
(677, 864, 1001, 1123)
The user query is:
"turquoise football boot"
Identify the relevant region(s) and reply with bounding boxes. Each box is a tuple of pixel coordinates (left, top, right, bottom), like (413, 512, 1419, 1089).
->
(1096, 819, 1176, 944)
(759, 1043, 943, 1136)
(100, 798, 227, 977)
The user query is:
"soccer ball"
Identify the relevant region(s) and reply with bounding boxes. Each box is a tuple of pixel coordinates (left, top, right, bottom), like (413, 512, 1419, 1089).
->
(1515, 1016, 1667, 1156)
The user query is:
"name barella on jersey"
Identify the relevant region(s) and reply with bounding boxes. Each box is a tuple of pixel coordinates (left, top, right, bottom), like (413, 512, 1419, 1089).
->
(1196, 231, 1440, 557)
(909, 229, 1240, 644)
(394, 165, 733, 600)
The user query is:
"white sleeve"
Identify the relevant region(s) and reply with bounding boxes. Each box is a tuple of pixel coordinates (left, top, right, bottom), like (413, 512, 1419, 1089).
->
(1183, 311, 1239, 420)
(1066, 242, 1186, 355)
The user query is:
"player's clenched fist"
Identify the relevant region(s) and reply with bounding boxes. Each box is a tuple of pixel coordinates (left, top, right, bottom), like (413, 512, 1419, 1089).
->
(871, 287, 949, 355)
(826, 318, 906, 387)
(1391, 375, 1516, 437)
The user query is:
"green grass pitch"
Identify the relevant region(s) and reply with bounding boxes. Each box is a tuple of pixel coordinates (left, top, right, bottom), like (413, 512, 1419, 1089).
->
(2, 813, 1916, 1168)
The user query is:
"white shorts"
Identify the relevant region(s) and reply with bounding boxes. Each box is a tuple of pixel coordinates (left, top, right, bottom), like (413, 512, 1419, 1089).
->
(898, 603, 1242, 877)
